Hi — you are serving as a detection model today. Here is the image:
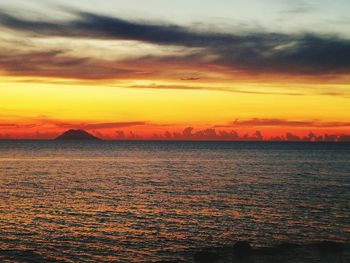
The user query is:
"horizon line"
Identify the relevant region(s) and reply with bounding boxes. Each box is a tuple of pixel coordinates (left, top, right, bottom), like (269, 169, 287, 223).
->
(0, 139, 349, 143)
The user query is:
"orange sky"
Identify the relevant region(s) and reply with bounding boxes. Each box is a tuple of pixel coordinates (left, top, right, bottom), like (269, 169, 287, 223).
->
(0, 2, 350, 141)
(1, 76, 349, 141)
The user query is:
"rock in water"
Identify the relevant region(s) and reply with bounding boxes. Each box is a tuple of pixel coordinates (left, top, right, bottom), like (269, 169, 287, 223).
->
(232, 241, 252, 256)
(55, 129, 101, 140)
(193, 250, 220, 263)
(315, 241, 344, 253)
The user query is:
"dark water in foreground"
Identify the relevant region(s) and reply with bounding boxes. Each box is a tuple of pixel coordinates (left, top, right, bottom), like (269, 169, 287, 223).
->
(0, 141, 349, 262)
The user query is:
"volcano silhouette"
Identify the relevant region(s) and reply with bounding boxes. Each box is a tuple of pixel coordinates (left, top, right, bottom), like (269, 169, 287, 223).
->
(55, 129, 101, 140)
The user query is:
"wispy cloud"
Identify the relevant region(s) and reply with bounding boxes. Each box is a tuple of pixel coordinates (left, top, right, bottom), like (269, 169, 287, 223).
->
(1, 118, 350, 141)
(1, 117, 148, 130)
(39, 119, 148, 130)
(127, 84, 303, 95)
(65, 121, 147, 130)
(214, 118, 350, 128)
(1, 9, 350, 77)
(0, 50, 134, 80)
(0, 124, 17, 127)
(0, 123, 37, 128)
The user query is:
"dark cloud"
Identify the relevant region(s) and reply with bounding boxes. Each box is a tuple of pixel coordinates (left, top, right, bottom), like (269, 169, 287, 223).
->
(83, 122, 146, 129)
(0, 50, 132, 80)
(127, 84, 303, 95)
(0, 10, 210, 44)
(180, 77, 201, 81)
(1, 119, 147, 130)
(152, 127, 240, 141)
(286, 132, 301, 141)
(54, 121, 147, 129)
(220, 118, 350, 128)
(0, 124, 17, 127)
(151, 128, 350, 142)
(1, 10, 350, 75)
(0, 123, 37, 128)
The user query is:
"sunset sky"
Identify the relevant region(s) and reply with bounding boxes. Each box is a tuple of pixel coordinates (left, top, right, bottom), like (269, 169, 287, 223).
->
(0, 0, 350, 140)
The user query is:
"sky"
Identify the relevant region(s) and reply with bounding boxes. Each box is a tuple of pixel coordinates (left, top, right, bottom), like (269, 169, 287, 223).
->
(0, 0, 350, 140)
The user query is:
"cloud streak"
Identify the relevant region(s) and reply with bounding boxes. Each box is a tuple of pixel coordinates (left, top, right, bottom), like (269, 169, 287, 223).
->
(215, 118, 350, 128)
(0, 50, 134, 80)
(1, 119, 350, 141)
(71, 121, 147, 130)
(1, 10, 350, 76)
(44, 120, 148, 130)
(127, 84, 303, 95)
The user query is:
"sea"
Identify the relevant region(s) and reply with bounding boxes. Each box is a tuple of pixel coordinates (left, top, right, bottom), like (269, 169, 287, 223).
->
(0, 141, 349, 262)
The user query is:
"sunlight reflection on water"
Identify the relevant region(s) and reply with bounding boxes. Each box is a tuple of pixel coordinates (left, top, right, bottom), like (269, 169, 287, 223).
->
(0, 141, 349, 262)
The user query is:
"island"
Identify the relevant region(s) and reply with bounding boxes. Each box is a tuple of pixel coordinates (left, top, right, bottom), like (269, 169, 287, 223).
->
(55, 129, 101, 140)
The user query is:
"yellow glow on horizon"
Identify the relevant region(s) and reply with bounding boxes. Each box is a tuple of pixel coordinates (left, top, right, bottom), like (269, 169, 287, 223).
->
(1, 76, 350, 128)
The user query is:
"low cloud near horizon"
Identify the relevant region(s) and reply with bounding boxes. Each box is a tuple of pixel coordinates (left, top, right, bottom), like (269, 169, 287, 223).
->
(1, 117, 350, 142)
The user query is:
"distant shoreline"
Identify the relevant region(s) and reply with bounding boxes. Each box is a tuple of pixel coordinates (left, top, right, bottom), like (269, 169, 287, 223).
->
(0, 139, 350, 143)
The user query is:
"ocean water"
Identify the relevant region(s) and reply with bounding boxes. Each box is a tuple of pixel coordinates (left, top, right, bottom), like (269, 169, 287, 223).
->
(0, 141, 349, 262)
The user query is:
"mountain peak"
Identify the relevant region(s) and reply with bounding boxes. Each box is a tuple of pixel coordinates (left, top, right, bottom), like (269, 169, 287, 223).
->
(55, 129, 101, 140)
